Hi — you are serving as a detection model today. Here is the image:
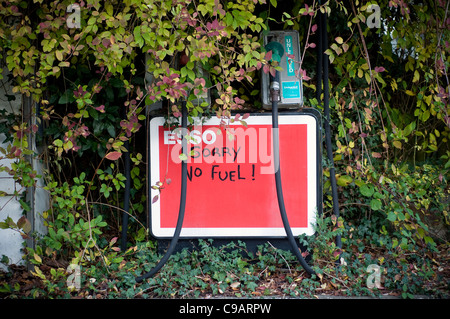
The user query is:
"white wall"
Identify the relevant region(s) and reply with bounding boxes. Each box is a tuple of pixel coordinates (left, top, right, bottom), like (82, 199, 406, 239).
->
(0, 67, 48, 272)
(0, 67, 25, 271)
(0, 134, 26, 271)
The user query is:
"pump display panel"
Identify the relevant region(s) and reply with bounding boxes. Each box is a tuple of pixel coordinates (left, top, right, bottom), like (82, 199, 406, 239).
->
(261, 30, 303, 109)
(148, 112, 321, 239)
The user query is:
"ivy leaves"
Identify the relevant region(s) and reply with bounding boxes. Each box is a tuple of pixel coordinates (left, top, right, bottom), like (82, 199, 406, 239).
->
(1, 0, 272, 129)
(359, 183, 382, 211)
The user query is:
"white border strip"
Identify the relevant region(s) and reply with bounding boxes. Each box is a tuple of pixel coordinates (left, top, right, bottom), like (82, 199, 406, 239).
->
(149, 114, 318, 238)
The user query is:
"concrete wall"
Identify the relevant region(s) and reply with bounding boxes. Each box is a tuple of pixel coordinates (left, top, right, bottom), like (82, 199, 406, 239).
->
(0, 134, 25, 271)
(0, 67, 48, 272)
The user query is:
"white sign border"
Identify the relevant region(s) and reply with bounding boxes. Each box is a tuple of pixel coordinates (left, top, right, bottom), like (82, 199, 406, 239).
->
(149, 114, 318, 238)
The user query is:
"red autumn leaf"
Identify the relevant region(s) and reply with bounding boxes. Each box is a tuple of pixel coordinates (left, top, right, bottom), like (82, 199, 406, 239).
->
(105, 151, 122, 161)
(95, 104, 105, 113)
(110, 237, 118, 245)
(269, 66, 276, 77)
(17, 216, 31, 233)
(265, 50, 272, 62)
(372, 152, 382, 158)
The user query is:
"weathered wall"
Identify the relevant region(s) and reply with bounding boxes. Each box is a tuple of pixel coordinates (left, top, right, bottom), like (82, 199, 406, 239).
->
(0, 67, 25, 271)
(0, 67, 48, 272)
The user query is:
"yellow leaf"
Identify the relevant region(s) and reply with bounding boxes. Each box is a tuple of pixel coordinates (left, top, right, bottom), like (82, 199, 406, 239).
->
(45, 247, 53, 256)
(358, 68, 363, 78)
(365, 72, 371, 84)
(58, 61, 70, 68)
(55, 50, 63, 61)
(393, 140, 402, 149)
(34, 253, 42, 264)
(337, 175, 353, 187)
(405, 90, 415, 96)
(413, 70, 420, 83)
(32, 266, 46, 279)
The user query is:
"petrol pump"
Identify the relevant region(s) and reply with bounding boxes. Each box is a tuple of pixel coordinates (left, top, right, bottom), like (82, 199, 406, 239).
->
(134, 11, 340, 282)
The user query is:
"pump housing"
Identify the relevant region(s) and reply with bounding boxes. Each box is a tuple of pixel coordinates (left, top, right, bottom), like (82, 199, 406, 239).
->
(261, 30, 303, 109)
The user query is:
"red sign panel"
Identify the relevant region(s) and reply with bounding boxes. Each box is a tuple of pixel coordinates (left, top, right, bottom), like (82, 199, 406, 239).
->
(149, 113, 320, 238)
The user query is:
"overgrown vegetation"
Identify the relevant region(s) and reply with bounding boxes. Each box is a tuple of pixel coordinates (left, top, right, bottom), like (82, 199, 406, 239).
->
(1, 216, 448, 298)
(0, 0, 449, 299)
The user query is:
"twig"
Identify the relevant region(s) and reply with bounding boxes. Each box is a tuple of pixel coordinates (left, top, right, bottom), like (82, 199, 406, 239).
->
(87, 200, 146, 230)
(323, 270, 350, 289)
(79, 199, 110, 273)
(349, 0, 391, 160)
(267, 241, 292, 274)
(134, 285, 158, 298)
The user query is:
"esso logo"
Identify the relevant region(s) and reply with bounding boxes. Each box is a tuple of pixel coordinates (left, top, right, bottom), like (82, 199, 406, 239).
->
(164, 128, 217, 145)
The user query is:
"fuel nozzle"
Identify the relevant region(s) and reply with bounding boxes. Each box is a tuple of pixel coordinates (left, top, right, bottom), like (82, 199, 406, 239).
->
(265, 41, 285, 102)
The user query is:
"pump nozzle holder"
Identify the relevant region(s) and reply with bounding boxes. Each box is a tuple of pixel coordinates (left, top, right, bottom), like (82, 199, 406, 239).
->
(265, 41, 285, 63)
(265, 41, 284, 102)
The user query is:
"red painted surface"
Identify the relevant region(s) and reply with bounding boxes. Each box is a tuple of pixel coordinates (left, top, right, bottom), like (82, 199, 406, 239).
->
(156, 123, 308, 230)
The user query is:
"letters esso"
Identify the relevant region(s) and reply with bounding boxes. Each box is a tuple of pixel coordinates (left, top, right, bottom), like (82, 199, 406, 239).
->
(164, 129, 217, 145)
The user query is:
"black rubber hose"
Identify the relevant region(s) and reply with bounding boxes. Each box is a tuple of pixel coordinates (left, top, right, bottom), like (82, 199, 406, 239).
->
(321, 11, 342, 250)
(271, 88, 316, 276)
(316, 10, 323, 104)
(136, 102, 188, 283)
(121, 138, 131, 251)
(120, 103, 132, 252)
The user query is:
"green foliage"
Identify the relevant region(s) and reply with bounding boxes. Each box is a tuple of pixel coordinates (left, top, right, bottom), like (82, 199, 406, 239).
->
(0, 0, 270, 119)
(0, 0, 275, 297)
(316, 0, 449, 252)
(359, 164, 448, 248)
(299, 214, 345, 269)
(41, 172, 106, 253)
(0, 0, 449, 299)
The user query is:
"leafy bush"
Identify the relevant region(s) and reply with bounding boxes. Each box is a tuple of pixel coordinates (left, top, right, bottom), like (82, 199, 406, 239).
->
(0, 0, 448, 299)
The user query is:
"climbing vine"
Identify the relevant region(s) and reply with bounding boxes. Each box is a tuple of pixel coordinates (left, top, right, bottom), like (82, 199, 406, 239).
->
(0, 0, 274, 264)
(0, 0, 448, 298)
